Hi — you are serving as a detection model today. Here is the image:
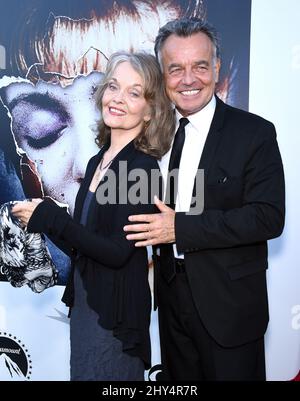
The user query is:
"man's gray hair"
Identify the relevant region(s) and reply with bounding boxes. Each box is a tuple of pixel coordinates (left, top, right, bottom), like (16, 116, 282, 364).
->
(154, 17, 220, 67)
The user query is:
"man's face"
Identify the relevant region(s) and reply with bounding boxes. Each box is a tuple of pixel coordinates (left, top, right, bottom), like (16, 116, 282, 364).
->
(1, 73, 101, 215)
(160, 32, 221, 116)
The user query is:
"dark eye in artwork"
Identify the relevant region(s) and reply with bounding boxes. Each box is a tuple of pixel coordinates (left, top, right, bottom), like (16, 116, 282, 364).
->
(24, 124, 68, 149)
(9, 93, 71, 150)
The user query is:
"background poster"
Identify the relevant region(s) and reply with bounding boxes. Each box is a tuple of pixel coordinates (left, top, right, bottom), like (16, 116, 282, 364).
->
(0, 0, 264, 381)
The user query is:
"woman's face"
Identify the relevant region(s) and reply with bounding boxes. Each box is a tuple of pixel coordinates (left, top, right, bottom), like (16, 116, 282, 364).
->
(102, 62, 151, 138)
(2, 73, 102, 215)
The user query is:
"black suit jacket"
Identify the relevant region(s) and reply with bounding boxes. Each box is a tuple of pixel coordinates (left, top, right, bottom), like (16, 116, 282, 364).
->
(159, 96, 285, 347)
(28, 140, 160, 367)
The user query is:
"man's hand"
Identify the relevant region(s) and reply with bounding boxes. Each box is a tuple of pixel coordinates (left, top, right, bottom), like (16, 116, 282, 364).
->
(124, 196, 175, 247)
(11, 198, 43, 227)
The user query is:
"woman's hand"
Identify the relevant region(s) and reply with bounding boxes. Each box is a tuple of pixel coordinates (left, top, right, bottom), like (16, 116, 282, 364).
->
(11, 198, 43, 227)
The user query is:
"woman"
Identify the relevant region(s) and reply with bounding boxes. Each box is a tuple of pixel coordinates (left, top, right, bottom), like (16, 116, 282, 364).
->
(12, 51, 175, 381)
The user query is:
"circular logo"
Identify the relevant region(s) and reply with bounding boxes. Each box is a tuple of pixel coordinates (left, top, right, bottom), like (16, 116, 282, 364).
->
(148, 364, 163, 381)
(0, 332, 32, 380)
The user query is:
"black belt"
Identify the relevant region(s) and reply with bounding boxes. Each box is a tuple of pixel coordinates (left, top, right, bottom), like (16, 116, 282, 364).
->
(174, 258, 185, 273)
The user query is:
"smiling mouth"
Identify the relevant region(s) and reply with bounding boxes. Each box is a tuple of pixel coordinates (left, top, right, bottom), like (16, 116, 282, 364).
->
(179, 89, 201, 96)
(109, 107, 126, 115)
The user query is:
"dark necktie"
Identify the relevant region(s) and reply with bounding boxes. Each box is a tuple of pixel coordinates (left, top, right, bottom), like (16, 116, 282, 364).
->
(160, 117, 189, 283)
(166, 117, 189, 209)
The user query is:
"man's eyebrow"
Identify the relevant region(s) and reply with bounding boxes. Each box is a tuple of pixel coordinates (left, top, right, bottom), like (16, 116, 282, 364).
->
(8, 92, 69, 119)
(194, 60, 209, 67)
(168, 60, 210, 70)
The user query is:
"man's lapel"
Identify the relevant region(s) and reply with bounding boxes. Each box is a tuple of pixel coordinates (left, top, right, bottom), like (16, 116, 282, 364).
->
(190, 96, 226, 206)
(198, 96, 226, 173)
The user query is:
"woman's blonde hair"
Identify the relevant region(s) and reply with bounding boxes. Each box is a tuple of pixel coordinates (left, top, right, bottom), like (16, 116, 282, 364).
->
(94, 51, 175, 159)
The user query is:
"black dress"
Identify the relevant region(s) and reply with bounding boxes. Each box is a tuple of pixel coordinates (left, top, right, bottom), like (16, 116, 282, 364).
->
(70, 190, 144, 381)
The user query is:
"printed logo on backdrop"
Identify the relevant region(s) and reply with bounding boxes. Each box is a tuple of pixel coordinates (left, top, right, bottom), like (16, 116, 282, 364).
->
(0, 332, 32, 380)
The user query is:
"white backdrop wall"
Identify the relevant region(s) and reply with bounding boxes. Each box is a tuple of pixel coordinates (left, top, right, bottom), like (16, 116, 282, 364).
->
(250, 0, 300, 380)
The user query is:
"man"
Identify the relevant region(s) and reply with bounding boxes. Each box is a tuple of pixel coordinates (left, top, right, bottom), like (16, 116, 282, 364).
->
(124, 17, 285, 381)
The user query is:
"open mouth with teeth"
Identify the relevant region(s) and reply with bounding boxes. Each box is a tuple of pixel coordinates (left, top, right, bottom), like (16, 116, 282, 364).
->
(109, 107, 126, 115)
(179, 89, 201, 96)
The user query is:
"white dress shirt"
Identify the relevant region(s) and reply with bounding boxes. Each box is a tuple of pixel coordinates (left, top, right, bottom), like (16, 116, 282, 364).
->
(158, 95, 216, 258)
